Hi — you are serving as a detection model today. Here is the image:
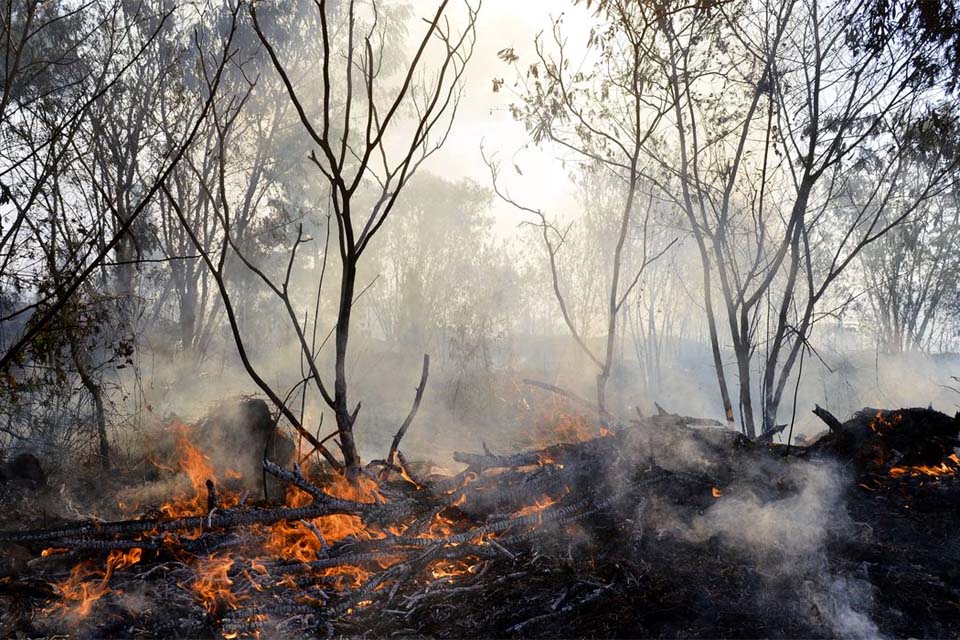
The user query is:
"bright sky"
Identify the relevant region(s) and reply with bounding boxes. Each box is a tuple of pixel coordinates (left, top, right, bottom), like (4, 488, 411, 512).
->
(411, 0, 594, 233)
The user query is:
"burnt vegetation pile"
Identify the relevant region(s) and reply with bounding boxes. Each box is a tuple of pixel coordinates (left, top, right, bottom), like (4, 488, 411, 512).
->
(0, 406, 958, 638)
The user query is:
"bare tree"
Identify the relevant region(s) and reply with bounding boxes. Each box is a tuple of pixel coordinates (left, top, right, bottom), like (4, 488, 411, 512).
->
(0, 1, 242, 465)
(0, 1, 241, 372)
(488, 1, 676, 418)
(653, 0, 960, 436)
(171, 0, 479, 477)
(854, 105, 960, 354)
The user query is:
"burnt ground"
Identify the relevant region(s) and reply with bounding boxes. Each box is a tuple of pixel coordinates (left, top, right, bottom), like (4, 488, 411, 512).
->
(349, 411, 960, 639)
(0, 406, 958, 639)
(371, 473, 960, 639)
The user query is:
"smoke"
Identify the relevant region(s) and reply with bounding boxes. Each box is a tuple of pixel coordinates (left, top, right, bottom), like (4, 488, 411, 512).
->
(688, 454, 880, 638)
(605, 419, 881, 638)
(688, 461, 848, 559)
(809, 573, 881, 640)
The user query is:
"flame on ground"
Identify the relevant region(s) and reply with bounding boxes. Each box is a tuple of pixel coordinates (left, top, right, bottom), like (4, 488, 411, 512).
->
(158, 423, 239, 519)
(47, 422, 485, 625)
(515, 495, 558, 518)
(519, 392, 615, 448)
(52, 548, 142, 618)
(889, 453, 960, 479)
(862, 410, 959, 481)
(428, 559, 475, 580)
(192, 553, 238, 613)
(263, 469, 385, 564)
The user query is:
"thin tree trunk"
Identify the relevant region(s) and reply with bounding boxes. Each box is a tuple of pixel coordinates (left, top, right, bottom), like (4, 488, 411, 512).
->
(335, 257, 361, 476)
(702, 254, 736, 428)
(735, 344, 756, 438)
(70, 342, 109, 470)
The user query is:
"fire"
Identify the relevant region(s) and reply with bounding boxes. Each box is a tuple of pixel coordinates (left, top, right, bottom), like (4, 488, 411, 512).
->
(521, 392, 612, 447)
(889, 453, 960, 479)
(417, 510, 457, 539)
(316, 563, 373, 590)
(712, 487, 723, 498)
(264, 471, 384, 562)
(51, 422, 407, 623)
(154, 425, 221, 518)
(264, 520, 325, 564)
(156, 423, 238, 519)
(52, 548, 142, 618)
(192, 554, 238, 613)
(428, 559, 473, 580)
(868, 410, 902, 433)
(54, 562, 109, 618)
(515, 495, 557, 518)
(552, 413, 598, 444)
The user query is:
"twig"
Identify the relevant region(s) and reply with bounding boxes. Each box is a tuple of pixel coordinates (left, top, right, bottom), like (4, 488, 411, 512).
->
(386, 354, 430, 472)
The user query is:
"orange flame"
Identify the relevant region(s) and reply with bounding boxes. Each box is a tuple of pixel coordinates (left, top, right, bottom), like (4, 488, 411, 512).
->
(868, 410, 902, 433)
(263, 471, 384, 563)
(428, 559, 474, 580)
(52, 548, 142, 618)
(192, 554, 238, 613)
(54, 422, 410, 621)
(155, 423, 240, 519)
(889, 453, 960, 478)
(514, 495, 558, 518)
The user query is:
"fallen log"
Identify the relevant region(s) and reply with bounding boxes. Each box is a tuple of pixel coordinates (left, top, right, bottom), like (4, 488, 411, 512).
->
(630, 407, 724, 431)
(0, 504, 337, 545)
(0, 460, 407, 545)
(400, 498, 595, 547)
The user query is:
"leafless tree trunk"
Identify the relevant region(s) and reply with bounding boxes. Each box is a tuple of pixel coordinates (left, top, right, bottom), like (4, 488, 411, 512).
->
(177, 0, 480, 477)
(69, 337, 109, 470)
(488, 0, 675, 417)
(654, 0, 959, 436)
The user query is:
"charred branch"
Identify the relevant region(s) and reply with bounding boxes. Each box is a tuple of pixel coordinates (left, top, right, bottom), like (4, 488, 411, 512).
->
(813, 405, 844, 433)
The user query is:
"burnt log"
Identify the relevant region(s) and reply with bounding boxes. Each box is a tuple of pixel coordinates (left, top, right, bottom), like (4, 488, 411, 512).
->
(452, 450, 541, 470)
(630, 404, 723, 429)
(812, 405, 843, 433)
(810, 406, 960, 473)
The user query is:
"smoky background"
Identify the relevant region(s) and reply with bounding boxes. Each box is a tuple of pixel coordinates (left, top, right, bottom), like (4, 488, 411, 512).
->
(1, 0, 958, 479)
